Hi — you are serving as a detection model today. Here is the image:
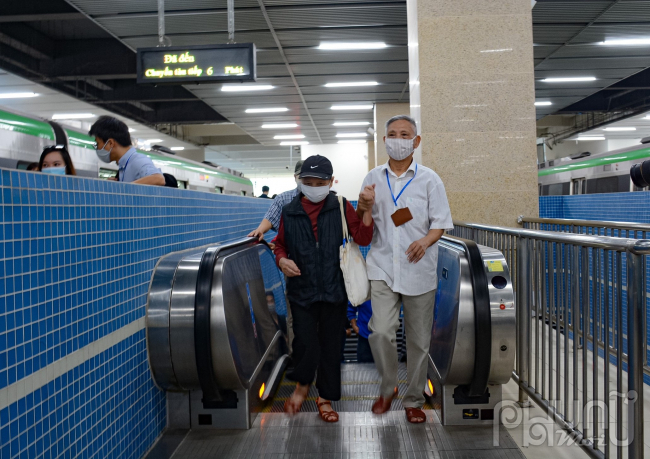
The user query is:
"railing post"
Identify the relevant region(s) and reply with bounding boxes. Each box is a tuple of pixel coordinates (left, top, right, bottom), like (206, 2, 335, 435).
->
(516, 236, 531, 407)
(626, 248, 646, 459)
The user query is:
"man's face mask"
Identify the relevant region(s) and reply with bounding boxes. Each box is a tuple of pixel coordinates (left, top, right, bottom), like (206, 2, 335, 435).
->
(95, 140, 113, 163)
(385, 137, 416, 161)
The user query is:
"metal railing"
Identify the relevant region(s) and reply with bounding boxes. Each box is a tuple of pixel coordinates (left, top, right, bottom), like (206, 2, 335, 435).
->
(519, 216, 650, 239)
(451, 221, 650, 459)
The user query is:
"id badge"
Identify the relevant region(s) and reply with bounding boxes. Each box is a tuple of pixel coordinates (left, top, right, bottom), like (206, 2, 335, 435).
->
(391, 207, 413, 227)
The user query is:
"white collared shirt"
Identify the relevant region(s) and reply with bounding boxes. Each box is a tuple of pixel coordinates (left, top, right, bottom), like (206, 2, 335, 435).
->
(361, 160, 453, 296)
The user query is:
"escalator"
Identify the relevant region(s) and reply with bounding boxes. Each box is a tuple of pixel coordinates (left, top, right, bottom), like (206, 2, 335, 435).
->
(145, 235, 515, 430)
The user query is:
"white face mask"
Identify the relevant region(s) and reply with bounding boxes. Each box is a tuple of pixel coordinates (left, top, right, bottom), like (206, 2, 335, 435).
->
(301, 184, 330, 203)
(385, 137, 416, 161)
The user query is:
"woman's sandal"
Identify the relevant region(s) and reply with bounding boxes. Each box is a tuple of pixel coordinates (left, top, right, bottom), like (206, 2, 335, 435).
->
(317, 399, 339, 423)
(371, 387, 398, 414)
(405, 407, 426, 424)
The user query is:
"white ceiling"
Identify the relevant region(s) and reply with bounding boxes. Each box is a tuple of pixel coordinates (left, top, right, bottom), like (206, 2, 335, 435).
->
(0, 69, 199, 152)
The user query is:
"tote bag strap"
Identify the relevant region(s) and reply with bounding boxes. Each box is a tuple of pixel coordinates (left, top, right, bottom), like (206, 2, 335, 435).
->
(338, 195, 350, 243)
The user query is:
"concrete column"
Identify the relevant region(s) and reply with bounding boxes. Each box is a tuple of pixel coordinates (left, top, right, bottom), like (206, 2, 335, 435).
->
(407, 0, 539, 226)
(374, 102, 410, 168)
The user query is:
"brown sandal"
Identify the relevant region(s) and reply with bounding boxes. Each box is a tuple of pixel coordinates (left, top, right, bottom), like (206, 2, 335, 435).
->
(372, 387, 398, 414)
(405, 407, 426, 424)
(317, 399, 339, 423)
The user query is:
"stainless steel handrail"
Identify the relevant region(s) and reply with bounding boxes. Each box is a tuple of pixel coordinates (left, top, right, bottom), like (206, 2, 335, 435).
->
(450, 221, 649, 459)
(519, 216, 650, 233)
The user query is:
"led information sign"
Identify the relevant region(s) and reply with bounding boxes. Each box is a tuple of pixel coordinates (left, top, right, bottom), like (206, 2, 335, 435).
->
(136, 43, 256, 84)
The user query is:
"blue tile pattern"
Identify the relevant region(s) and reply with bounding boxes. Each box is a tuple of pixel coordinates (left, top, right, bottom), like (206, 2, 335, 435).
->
(0, 169, 272, 458)
(0, 330, 164, 459)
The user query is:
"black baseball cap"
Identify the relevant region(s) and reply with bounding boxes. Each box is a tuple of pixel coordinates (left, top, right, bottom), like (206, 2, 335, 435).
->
(293, 160, 304, 174)
(299, 155, 333, 180)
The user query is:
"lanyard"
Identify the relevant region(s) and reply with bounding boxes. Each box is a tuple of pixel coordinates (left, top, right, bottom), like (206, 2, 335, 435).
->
(386, 164, 417, 206)
(119, 153, 133, 182)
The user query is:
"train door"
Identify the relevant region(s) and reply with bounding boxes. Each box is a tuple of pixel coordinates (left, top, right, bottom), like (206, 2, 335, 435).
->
(571, 178, 586, 195)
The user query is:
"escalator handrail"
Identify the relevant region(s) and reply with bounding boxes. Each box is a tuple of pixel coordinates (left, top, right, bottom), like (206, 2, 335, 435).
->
(440, 235, 492, 397)
(193, 237, 268, 403)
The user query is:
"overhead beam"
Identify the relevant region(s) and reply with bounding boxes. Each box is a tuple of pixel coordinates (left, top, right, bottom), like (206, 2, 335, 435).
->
(0, 13, 85, 23)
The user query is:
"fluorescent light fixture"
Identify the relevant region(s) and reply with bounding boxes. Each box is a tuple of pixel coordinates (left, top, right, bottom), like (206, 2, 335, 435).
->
(480, 48, 513, 53)
(325, 81, 379, 88)
(280, 141, 309, 146)
(0, 92, 38, 99)
(338, 140, 367, 144)
(262, 123, 299, 129)
(331, 105, 373, 111)
(336, 132, 368, 138)
(274, 134, 305, 140)
(143, 139, 163, 143)
(333, 121, 371, 126)
(541, 77, 596, 83)
(170, 147, 185, 151)
(601, 38, 650, 46)
(535, 101, 553, 106)
(128, 128, 136, 132)
(603, 127, 636, 131)
(318, 42, 387, 50)
(52, 113, 95, 120)
(245, 107, 289, 113)
(576, 136, 606, 141)
(643, 115, 650, 120)
(221, 85, 274, 92)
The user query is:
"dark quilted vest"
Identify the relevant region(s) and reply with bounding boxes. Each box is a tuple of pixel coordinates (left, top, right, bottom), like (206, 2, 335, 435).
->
(282, 192, 347, 308)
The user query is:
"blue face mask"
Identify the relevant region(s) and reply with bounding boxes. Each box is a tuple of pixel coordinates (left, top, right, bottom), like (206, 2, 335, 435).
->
(95, 141, 113, 164)
(42, 167, 66, 175)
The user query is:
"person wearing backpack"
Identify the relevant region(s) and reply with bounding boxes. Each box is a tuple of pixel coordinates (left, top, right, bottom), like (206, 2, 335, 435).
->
(274, 155, 374, 423)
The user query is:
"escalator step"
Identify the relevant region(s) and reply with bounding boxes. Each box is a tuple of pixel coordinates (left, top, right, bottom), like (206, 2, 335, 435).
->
(263, 363, 433, 413)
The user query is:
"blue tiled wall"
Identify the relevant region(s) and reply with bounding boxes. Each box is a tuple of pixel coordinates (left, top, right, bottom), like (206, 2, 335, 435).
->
(0, 169, 271, 459)
(540, 192, 650, 223)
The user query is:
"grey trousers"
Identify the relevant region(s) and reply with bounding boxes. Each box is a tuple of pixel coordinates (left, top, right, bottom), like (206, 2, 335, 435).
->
(368, 280, 436, 408)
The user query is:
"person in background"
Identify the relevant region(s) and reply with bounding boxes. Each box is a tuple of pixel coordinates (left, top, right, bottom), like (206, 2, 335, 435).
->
(26, 162, 39, 171)
(275, 155, 373, 423)
(89, 115, 165, 186)
(259, 185, 271, 198)
(347, 300, 374, 363)
(38, 145, 77, 175)
(248, 160, 304, 239)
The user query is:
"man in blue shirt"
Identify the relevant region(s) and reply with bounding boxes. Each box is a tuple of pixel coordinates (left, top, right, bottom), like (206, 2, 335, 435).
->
(248, 160, 303, 238)
(348, 300, 374, 362)
(89, 116, 165, 186)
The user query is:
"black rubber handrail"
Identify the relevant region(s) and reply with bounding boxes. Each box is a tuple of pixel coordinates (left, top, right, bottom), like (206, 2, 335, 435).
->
(194, 246, 222, 403)
(441, 235, 492, 397)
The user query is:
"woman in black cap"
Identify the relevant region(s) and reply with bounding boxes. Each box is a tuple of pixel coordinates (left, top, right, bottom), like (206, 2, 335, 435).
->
(274, 155, 374, 422)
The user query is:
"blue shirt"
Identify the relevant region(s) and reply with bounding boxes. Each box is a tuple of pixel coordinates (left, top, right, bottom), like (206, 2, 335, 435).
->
(118, 147, 162, 183)
(347, 300, 372, 339)
(264, 187, 299, 230)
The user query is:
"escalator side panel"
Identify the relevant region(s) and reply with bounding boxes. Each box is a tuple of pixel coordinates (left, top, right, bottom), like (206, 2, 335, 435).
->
(210, 246, 284, 390)
(430, 242, 475, 385)
(169, 253, 203, 391)
(482, 248, 516, 384)
(146, 250, 194, 391)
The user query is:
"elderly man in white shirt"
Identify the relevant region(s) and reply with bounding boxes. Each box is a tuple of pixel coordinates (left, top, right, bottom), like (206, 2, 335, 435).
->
(357, 114, 453, 424)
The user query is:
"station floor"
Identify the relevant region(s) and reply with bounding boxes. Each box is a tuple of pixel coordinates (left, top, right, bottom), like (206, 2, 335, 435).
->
(145, 363, 589, 459)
